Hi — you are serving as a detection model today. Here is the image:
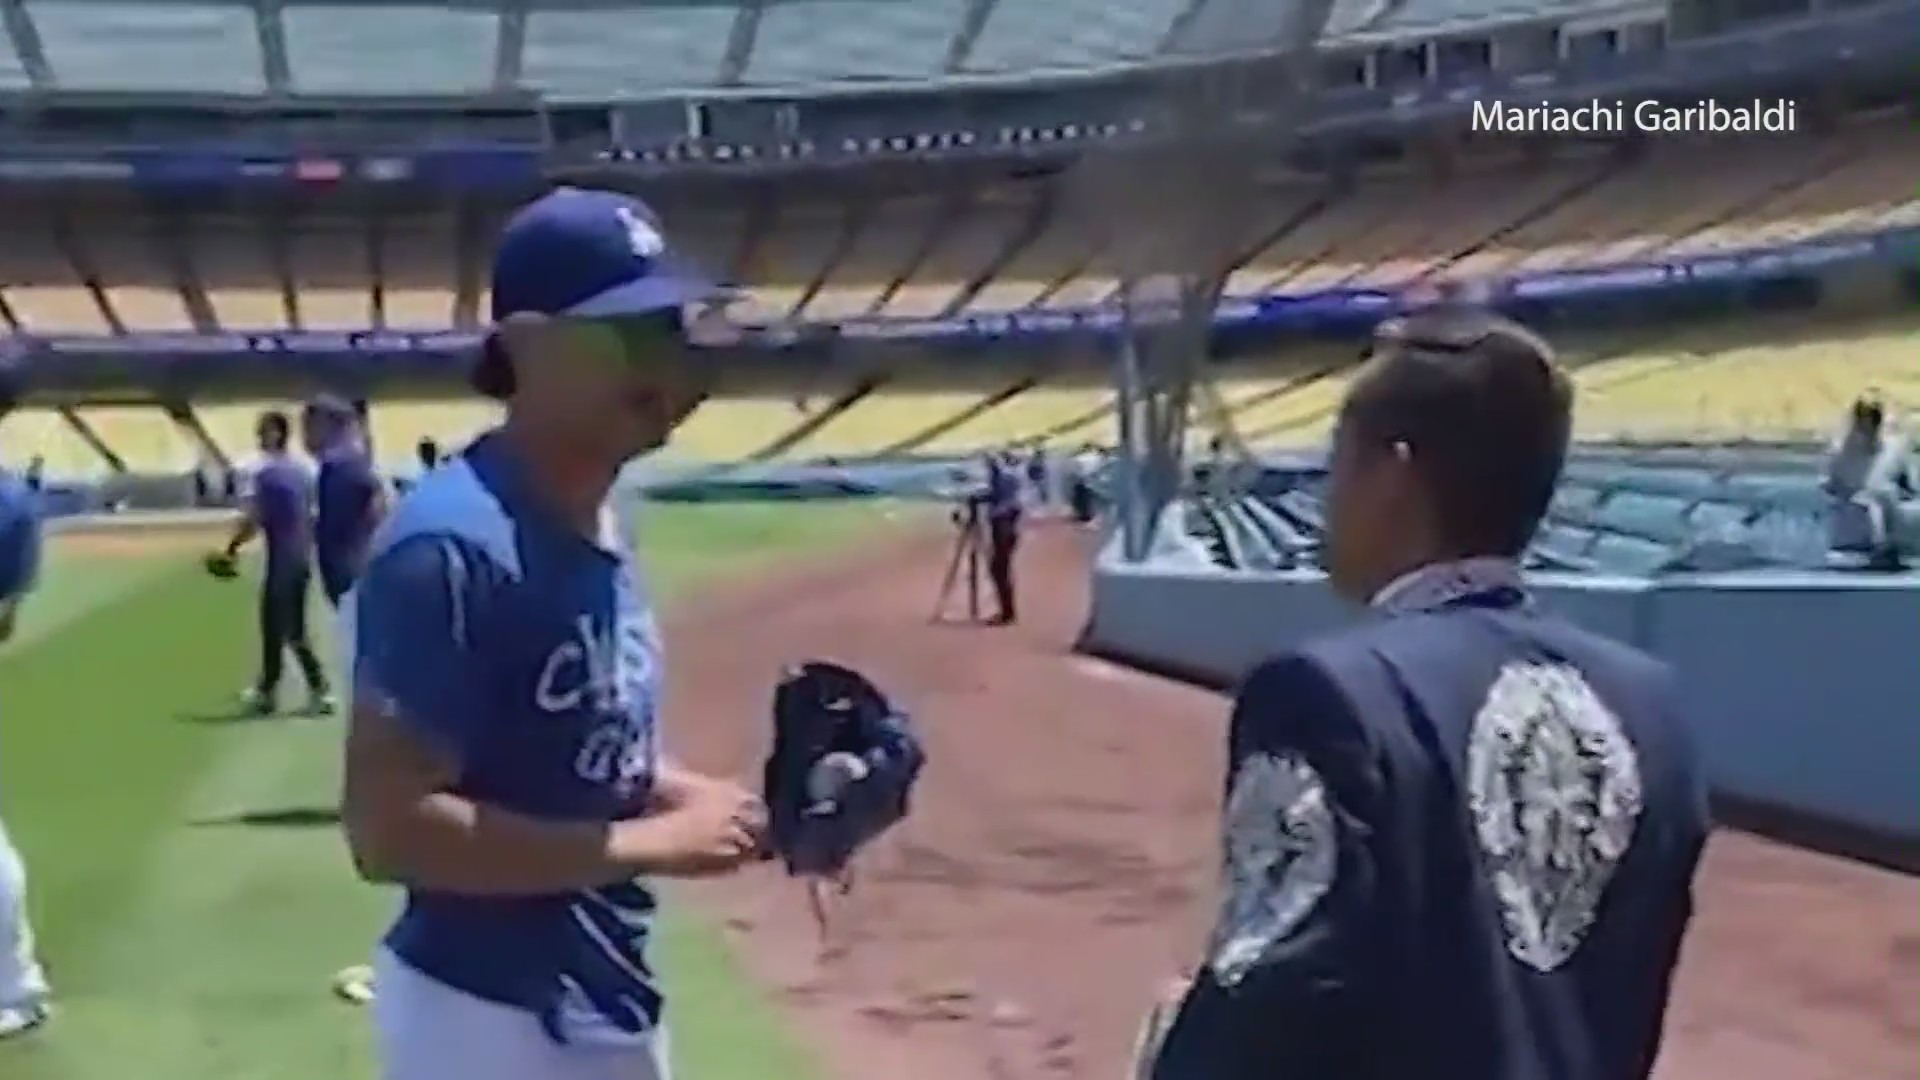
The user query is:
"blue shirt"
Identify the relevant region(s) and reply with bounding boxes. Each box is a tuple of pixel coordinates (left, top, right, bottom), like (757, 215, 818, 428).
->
(314, 444, 381, 570)
(0, 470, 41, 606)
(346, 431, 665, 1047)
(251, 452, 313, 574)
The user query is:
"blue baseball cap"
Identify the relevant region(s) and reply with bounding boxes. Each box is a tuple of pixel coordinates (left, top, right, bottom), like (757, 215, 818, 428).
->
(475, 187, 724, 396)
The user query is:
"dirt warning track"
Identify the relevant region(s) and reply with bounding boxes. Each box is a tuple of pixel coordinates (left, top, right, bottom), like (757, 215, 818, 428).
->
(662, 524, 1919, 1080)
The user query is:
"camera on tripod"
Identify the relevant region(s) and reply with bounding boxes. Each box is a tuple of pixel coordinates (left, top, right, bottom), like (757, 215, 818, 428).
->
(932, 487, 993, 623)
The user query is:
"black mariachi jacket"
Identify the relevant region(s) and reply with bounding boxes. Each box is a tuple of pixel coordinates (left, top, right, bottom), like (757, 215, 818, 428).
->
(1151, 583, 1709, 1080)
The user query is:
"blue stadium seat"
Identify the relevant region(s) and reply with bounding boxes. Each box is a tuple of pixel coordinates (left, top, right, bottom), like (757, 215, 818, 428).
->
(1273, 489, 1325, 535)
(1549, 484, 1602, 519)
(1720, 472, 1828, 515)
(1532, 523, 1598, 567)
(1587, 533, 1677, 576)
(1744, 509, 1831, 567)
(1617, 466, 1719, 501)
(1589, 492, 1695, 546)
(1684, 501, 1752, 545)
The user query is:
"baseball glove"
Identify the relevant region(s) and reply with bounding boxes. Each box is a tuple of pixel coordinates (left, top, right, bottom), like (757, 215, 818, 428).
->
(762, 660, 925, 881)
(203, 551, 239, 580)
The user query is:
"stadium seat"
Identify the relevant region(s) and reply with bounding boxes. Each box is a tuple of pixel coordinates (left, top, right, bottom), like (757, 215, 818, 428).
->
(1588, 491, 1695, 546)
(379, 215, 461, 328)
(938, 208, 1072, 316)
(0, 219, 112, 334)
(0, 409, 111, 479)
(1586, 532, 1676, 576)
(78, 218, 197, 332)
(745, 0, 967, 83)
(914, 379, 1113, 455)
(660, 395, 826, 462)
(796, 199, 934, 319)
(1532, 523, 1598, 567)
(291, 217, 373, 328)
(770, 382, 989, 459)
(80, 406, 198, 474)
(881, 212, 1026, 318)
(194, 218, 288, 330)
(365, 402, 502, 467)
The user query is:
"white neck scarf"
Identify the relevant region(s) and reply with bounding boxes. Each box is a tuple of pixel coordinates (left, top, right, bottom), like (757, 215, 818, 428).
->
(1369, 556, 1526, 617)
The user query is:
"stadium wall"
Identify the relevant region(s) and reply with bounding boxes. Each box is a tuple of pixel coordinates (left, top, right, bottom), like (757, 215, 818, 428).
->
(1082, 558, 1920, 858)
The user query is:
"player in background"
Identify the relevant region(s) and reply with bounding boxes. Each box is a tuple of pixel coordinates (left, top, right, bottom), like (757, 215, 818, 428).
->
(0, 367, 50, 1039)
(341, 187, 767, 1080)
(303, 395, 389, 608)
(218, 410, 332, 716)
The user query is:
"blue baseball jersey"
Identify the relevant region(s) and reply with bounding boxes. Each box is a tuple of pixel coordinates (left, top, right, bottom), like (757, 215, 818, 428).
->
(0, 468, 41, 607)
(314, 444, 381, 593)
(345, 431, 665, 1047)
(250, 452, 314, 575)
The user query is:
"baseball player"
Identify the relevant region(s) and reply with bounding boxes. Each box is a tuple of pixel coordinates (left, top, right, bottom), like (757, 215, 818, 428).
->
(216, 409, 332, 716)
(0, 368, 49, 1039)
(340, 187, 766, 1080)
(1139, 310, 1708, 1080)
(302, 395, 387, 608)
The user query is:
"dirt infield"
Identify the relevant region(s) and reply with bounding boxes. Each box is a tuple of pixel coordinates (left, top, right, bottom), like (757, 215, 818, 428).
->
(662, 525, 1919, 1080)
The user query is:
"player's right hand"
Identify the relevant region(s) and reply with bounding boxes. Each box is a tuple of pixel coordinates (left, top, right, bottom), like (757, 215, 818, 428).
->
(620, 782, 769, 878)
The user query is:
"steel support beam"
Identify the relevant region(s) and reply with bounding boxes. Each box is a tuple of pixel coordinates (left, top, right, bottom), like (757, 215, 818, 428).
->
(716, 0, 767, 86)
(942, 0, 1002, 72)
(0, 0, 52, 90)
(255, 0, 292, 95)
(1098, 30, 1336, 562)
(493, 2, 527, 91)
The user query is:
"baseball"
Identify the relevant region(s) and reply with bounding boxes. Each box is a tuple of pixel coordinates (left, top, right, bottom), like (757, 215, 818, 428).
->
(808, 751, 871, 804)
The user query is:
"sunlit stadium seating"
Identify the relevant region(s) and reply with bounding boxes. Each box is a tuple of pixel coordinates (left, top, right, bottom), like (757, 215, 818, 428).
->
(660, 395, 824, 460)
(787, 385, 996, 457)
(193, 217, 288, 331)
(795, 199, 933, 319)
(913, 380, 1115, 454)
(364, 402, 501, 466)
(0, 409, 108, 478)
(79, 406, 197, 473)
(885, 206, 1030, 318)
(741, 209, 844, 318)
(379, 214, 462, 328)
(291, 216, 373, 329)
(1571, 317, 1920, 439)
(75, 217, 197, 332)
(0, 218, 112, 334)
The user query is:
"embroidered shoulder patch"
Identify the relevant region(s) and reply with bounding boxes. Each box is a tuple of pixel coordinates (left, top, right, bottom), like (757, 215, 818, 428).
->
(1467, 661, 1645, 973)
(1207, 750, 1338, 988)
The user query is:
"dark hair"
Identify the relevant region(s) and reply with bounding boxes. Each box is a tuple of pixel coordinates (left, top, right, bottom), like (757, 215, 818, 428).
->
(1852, 394, 1885, 433)
(471, 338, 516, 400)
(257, 409, 290, 443)
(1343, 309, 1571, 557)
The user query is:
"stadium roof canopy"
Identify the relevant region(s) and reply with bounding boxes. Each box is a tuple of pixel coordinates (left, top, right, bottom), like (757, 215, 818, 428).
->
(0, 0, 1619, 105)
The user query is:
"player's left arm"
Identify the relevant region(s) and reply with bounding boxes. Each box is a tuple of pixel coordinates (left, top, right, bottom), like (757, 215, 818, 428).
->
(221, 484, 262, 558)
(0, 487, 44, 642)
(1143, 651, 1386, 1080)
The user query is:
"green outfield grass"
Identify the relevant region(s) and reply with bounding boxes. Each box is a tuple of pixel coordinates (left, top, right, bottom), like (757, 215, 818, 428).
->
(0, 500, 914, 1080)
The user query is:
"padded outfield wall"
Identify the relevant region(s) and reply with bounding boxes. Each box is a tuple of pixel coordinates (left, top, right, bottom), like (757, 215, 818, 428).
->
(1082, 553, 1920, 858)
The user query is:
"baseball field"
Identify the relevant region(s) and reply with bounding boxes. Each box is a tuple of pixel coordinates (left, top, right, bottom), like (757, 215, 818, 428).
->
(0, 501, 1913, 1080)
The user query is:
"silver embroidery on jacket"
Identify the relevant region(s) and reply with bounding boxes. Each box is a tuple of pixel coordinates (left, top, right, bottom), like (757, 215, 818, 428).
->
(1208, 750, 1339, 988)
(1467, 661, 1644, 973)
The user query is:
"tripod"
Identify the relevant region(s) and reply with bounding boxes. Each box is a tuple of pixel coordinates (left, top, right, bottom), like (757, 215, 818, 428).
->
(931, 498, 990, 624)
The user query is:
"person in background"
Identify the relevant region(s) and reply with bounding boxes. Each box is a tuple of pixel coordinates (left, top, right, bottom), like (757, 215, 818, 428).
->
(0, 364, 50, 1040)
(417, 437, 441, 474)
(304, 395, 388, 608)
(216, 410, 332, 717)
(1025, 444, 1051, 511)
(20, 457, 40, 495)
(1824, 391, 1917, 569)
(983, 449, 1022, 625)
